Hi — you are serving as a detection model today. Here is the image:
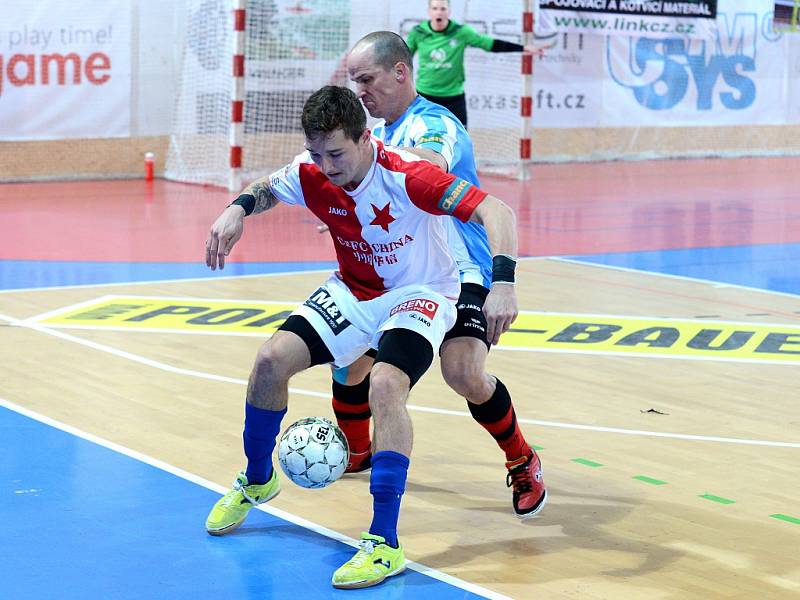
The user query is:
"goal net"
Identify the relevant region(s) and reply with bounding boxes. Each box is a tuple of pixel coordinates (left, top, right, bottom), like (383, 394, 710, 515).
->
(165, 0, 528, 189)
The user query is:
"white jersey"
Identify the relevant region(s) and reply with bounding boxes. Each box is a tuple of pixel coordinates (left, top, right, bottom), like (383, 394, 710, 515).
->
(268, 139, 487, 301)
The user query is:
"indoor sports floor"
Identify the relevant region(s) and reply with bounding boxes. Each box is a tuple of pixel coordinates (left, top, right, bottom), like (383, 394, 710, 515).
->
(1, 156, 799, 599)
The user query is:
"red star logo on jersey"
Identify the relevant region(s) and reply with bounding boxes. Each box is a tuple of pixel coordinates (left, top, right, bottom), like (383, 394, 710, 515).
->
(370, 203, 395, 233)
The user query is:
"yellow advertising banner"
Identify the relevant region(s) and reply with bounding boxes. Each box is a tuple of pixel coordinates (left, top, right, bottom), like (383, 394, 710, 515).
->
(33, 296, 800, 363)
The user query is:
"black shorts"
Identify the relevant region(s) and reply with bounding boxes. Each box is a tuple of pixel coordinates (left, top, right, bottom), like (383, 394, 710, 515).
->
(278, 314, 334, 367)
(417, 91, 468, 128)
(442, 283, 490, 350)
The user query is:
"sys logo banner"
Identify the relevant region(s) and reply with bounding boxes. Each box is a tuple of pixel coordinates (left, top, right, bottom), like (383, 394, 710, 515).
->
(607, 10, 781, 111)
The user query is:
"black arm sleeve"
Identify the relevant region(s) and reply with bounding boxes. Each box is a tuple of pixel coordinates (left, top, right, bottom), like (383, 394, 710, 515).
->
(491, 39, 525, 53)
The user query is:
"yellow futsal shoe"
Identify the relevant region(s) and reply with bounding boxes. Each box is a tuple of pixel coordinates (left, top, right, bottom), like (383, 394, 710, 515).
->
(205, 470, 280, 536)
(332, 533, 406, 589)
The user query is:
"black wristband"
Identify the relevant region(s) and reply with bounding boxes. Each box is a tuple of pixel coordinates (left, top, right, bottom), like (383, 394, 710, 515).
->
(229, 193, 256, 216)
(491, 255, 516, 284)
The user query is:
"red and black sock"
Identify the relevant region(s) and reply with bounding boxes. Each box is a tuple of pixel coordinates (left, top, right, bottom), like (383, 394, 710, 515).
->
(467, 378, 531, 461)
(332, 377, 372, 454)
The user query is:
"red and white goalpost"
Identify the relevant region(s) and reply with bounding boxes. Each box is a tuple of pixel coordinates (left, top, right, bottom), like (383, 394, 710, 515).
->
(166, 0, 534, 189)
(520, 0, 535, 176)
(229, 0, 246, 192)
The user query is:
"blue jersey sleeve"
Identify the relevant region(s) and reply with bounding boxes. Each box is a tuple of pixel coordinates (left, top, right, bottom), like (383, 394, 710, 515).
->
(407, 113, 457, 171)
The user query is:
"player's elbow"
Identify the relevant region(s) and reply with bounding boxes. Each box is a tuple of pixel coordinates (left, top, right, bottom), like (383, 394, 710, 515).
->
(432, 154, 448, 172)
(496, 198, 516, 225)
(474, 195, 515, 227)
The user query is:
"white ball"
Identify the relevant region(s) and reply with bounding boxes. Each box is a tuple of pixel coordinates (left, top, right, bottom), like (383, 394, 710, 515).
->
(278, 417, 350, 489)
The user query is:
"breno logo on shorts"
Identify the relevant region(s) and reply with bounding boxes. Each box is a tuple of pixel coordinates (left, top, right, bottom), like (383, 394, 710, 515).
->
(390, 298, 439, 320)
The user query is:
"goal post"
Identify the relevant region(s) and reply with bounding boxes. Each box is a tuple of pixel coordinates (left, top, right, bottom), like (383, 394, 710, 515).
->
(165, 0, 531, 189)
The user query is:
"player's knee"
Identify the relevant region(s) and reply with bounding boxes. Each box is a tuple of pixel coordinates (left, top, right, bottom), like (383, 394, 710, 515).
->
(252, 340, 297, 383)
(441, 353, 491, 399)
(368, 362, 409, 417)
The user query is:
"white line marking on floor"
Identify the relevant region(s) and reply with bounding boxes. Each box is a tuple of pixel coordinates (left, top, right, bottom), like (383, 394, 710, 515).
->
(552, 256, 800, 301)
(2, 312, 798, 448)
(0, 396, 510, 600)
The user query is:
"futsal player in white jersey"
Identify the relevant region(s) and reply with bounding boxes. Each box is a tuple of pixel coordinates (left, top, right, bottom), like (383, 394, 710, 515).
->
(328, 31, 546, 519)
(203, 86, 519, 590)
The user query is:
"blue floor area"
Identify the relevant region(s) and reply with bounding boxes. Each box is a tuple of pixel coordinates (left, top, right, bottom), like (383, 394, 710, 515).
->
(0, 259, 338, 291)
(568, 243, 800, 296)
(0, 406, 486, 599)
(3, 244, 799, 296)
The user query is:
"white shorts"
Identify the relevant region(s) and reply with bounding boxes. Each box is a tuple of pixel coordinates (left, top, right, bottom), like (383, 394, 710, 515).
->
(290, 275, 457, 368)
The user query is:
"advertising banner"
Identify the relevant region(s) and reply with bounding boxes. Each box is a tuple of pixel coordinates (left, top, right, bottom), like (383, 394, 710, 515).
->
(378, 0, 529, 130)
(245, 0, 350, 94)
(524, 32, 607, 127)
(239, 0, 351, 133)
(538, 0, 719, 39)
(365, 0, 798, 130)
(530, 0, 800, 127)
(0, 1, 131, 140)
(602, 3, 794, 126)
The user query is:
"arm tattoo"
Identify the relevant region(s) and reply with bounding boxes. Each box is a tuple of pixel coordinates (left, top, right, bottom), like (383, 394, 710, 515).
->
(250, 181, 278, 215)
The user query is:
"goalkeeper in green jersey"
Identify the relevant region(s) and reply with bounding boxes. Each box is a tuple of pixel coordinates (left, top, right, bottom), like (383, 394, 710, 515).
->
(406, 0, 547, 128)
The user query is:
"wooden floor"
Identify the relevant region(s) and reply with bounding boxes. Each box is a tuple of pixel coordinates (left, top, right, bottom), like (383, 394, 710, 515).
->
(3, 157, 800, 597)
(2, 251, 799, 598)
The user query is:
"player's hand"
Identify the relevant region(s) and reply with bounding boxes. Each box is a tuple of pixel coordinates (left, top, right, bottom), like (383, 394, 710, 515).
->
(524, 41, 556, 57)
(205, 205, 245, 270)
(483, 284, 518, 346)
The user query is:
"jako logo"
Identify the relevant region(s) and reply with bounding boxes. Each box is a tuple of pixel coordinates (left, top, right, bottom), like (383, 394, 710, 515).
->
(328, 207, 347, 216)
(606, 12, 777, 111)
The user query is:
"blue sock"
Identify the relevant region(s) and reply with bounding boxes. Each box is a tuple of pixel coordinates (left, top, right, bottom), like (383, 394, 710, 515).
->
(243, 403, 286, 484)
(368, 450, 410, 548)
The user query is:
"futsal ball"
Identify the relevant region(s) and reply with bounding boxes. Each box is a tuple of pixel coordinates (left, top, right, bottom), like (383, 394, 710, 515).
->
(278, 417, 349, 489)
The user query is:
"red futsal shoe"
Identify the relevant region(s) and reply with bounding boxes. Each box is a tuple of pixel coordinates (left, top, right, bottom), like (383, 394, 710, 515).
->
(345, 445, 372, 474)
(505, 451, 547, 519)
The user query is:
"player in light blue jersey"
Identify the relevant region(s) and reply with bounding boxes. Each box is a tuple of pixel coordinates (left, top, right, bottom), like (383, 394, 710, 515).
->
(329, 31, 546, 519)
(372, 95, 493, 289)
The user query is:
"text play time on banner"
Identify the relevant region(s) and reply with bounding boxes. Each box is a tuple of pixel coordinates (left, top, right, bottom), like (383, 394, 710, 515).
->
(0, 0, 131, 140)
